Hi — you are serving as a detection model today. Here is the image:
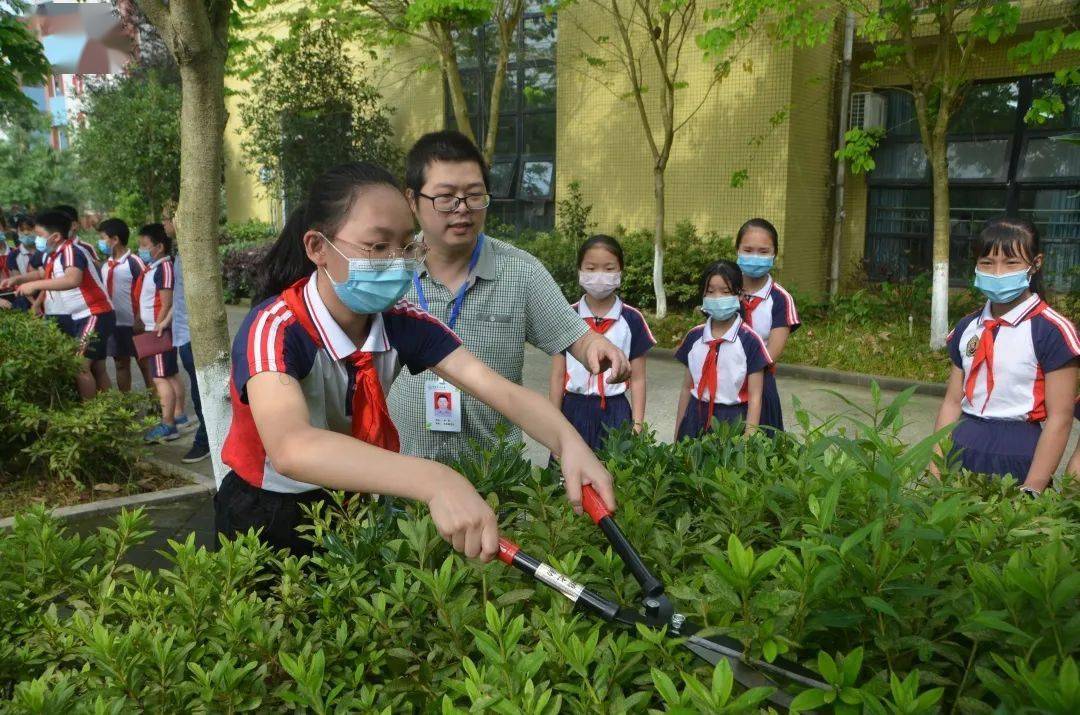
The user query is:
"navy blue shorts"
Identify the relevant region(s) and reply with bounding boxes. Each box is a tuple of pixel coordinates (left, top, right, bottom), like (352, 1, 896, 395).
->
(561, 392, 633, 450)
(677, 400, 747, 440)
(73, 312, 115, 361)
(149, 347, 179, 379)
(46, 313, 75, 336)
(949, 415, 1041, 484)
(108, 324, 137, 359)
(759, 369, 784, 433)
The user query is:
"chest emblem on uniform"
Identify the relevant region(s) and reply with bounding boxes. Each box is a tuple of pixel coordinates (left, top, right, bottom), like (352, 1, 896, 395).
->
(965, 335, 979, 357)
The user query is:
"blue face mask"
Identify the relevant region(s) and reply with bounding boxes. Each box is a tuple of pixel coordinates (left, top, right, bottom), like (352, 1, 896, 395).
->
(325, 240, 416, 314)
(19, 234, 35, 247)
(139, 248, 153, 262)
(97, 239, 110, 255)
(34, 235, 49, 253)
(702, 295, 741, 321)
(973, 268, 1031, 304)
(737, 253, 775, 278)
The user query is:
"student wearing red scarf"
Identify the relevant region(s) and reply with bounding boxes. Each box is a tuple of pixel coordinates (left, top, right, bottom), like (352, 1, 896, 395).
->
(218, 162, 616, 558)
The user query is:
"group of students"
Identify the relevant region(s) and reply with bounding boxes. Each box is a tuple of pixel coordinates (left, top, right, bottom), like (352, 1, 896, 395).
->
(0, 208, 210, 461)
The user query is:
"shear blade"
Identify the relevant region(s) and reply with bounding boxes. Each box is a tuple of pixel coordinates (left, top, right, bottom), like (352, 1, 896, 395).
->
(683, 636, 795, 709)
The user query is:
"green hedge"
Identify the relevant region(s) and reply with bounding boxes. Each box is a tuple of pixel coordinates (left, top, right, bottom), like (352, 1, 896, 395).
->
(2, 395, 1076, 711)
(0, 311, 151, 489)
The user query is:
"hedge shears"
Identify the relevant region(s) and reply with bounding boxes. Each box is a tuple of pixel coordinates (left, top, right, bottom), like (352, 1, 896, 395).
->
(497, 485, 829, 708)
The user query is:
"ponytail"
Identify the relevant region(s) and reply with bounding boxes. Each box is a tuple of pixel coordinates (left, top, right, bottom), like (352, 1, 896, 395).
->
(252, 162, 401, 304)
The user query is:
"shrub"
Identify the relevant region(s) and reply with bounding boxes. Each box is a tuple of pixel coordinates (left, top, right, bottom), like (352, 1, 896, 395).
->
(1, 393, 1075, 711)
(221, 219, 277, 246)
(220, 242, 271, 304)
(0, 311, 152, 488)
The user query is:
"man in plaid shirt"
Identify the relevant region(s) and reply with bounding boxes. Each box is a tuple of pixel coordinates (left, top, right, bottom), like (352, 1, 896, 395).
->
(388, 131, 630, 463)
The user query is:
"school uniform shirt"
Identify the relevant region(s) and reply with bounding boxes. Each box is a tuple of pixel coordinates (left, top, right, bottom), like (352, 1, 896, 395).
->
(11, 245, 43, 276)
(222, 273, 463, 493)
(43, 239, 113, 320)
(135, 256, 174, 331)
(0, 250, 7, 280)
(675, 316, 773, 404)
(564, 297, 655, 398)
(947, 294, 1080, 422)
(742, 276, 801, 340)
(100, 251, 147, 327)
(171, 254, 190, 348)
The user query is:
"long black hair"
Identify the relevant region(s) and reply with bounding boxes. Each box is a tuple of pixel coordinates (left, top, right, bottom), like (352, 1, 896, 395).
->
(255, 162, 401, 303)
(577, 234, 624, 269)
(736, 218, 779, 254)
(974, 217, 1045, 297)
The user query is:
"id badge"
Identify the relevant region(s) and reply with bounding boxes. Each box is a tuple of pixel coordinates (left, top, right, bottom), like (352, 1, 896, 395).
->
(424, 377, 462, 432)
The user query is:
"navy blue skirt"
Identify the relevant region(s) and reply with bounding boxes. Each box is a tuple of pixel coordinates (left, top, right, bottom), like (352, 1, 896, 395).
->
(950, 415, 1041, 484)
(561, 392, 633, 450)
(677, 400, 747, 440)
(759, 370, 784, 433)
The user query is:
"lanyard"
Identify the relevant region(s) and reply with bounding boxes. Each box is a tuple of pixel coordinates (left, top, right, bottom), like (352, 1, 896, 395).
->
(413, 233, 485, 330)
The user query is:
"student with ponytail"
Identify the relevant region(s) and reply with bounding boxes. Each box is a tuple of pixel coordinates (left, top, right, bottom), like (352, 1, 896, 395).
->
(218, 162, 616, 559)
(935, 217, 1078, 494)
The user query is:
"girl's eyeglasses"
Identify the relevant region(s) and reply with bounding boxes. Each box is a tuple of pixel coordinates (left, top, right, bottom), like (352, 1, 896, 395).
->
(318, 233, 429, 262)
(418, 193, 491, 213)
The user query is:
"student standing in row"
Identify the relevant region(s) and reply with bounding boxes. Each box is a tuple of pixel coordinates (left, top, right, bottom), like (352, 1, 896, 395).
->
(675, 260, 772, 439)
(134, 223, 191, 442)
(735, 218, 799, 432)
(549, 235, 654, 449)
(7, 217, 43, 311)
(935, 218, 1078, 494)
(217, 162, 616, 558)
(2, 211, 115, 399)
(98, 218, 152, 392)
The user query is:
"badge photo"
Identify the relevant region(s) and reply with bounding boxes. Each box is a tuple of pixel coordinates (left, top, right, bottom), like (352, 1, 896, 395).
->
(965, 335, 979, 358)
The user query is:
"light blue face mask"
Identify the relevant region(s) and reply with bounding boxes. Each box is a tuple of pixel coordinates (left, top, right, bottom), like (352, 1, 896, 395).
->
(737, 253, 775, 278)
(702, 295, 741, 321)
(97, 239, 110, 255)
(138, 248, 153, 263)
(325, 240, 417, 314)
(19, 234, 35, 247)
(973, 268, 1031, 304)
(34, 235, 49, 253)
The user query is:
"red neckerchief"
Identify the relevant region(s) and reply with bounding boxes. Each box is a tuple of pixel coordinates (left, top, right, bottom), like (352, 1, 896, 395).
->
(586, 313, 617, 409)
(965, 300, 1047, 413)
(280, 276, 399, 453)
(741, 295, 764, 330)
(697, 335, 726, 426)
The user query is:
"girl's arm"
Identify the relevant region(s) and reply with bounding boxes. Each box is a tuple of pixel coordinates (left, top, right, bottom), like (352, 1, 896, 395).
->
(745, 370, 763, 431)
(17, 268, 80, 294)
(548, 353, 566, 410)
(674, 371, 693, 433)
(629, 356, 647, 433)
(930, 366, 966, 478)
(155, 290, 173, 335)
(1024, 364, 1078, 493)
(247, 371, 500, 560)
(765, 326, 791, 363)
(0, 268, 44, 289)
(432, 346, 617, 513)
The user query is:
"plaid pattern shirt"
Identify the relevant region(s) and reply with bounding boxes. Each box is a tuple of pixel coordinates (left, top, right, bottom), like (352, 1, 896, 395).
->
(387, 235, 588, 462)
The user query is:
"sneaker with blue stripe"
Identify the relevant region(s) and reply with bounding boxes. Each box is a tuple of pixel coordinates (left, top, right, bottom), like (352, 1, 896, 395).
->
(144, 423, 180, 444)
(174, 414, 199, 433)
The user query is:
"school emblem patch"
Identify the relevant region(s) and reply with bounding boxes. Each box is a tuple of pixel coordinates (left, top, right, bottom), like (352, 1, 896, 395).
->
(965, 335, 979, 357)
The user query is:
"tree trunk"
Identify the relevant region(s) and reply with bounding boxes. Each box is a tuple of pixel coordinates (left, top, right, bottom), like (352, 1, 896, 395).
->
(438, 28, 476, 143)
(482, 42, 510, 163)
(177, 51, 232, 482)
(652, 166, 667, 318)
(928, 133, 951, 350)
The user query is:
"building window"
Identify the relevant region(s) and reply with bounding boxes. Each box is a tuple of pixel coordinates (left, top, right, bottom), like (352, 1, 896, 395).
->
(447, 4, 557, 233)
(865, 77, 1080, 291)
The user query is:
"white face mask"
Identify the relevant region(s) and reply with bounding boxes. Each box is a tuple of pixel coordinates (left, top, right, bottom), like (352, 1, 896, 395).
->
(579, 270, 621, 299)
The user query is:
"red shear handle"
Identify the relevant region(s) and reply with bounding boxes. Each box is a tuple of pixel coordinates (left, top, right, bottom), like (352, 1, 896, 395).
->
(498, 538, 520, 566)
(581, 484, 611, 524)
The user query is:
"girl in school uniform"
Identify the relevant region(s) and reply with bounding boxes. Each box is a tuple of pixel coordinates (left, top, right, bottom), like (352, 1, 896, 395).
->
(935, 218, 1078, 494)
(675, 260, 773, 439)
(217, 162, 616, 559)
(734, 218, 799, 432)
(548, 235, 655, 449)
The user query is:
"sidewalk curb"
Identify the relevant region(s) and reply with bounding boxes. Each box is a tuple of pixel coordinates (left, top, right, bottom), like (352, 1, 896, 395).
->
(648, 348, 946, 397)
(0, 458, 215, 530)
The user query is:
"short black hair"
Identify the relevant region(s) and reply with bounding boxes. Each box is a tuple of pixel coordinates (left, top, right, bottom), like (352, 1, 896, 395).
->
(975, 216, 1045, 297)
(139, 222, 172, 254)
(53, 204, 79, 223)
(699, 259, 744, 297)
(577, 234, 624, 269)
(97, 218, 130, 244)
(15, 214, 34, 231)
(405, 130, 490, 195)
(736, 218, 779, 254)
(35, 210, 71, 237)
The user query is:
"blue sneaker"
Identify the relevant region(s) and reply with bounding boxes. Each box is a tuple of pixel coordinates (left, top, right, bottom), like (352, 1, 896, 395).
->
(174, 414, 199, 433)
(144, 423, 180, 444)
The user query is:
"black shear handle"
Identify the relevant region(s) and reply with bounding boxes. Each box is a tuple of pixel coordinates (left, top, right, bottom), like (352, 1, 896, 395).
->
(581, 485, 664, 598)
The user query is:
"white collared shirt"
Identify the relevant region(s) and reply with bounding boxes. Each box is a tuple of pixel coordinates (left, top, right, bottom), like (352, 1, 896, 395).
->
(675, 316, 773, 404)
(563, 296, 655, 397)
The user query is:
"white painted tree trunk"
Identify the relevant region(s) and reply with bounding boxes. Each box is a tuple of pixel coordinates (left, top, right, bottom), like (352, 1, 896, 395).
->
(929, 139, 951, 349)
(653, 167, 667, 318)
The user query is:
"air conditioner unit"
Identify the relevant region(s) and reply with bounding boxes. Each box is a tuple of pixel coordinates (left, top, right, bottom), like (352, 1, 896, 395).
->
(850, 92, 888, 131)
